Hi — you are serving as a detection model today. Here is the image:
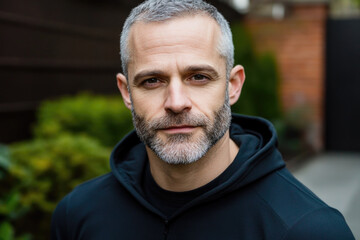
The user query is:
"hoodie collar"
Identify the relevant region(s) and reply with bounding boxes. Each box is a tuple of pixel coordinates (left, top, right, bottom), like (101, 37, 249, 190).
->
(110, 114, 285, 216)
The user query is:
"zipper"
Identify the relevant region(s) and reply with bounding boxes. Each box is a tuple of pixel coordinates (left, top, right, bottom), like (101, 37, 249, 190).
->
(163, 219, 169, 240)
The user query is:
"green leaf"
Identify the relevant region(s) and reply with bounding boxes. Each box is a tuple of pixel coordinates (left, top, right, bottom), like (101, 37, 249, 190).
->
(33, 93, 133, 147)
(0, 222, 14, 240)
(0, 145, 11, 170)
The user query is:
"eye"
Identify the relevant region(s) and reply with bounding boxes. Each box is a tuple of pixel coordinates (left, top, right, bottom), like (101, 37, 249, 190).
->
(141, 78, 162, 89)
(189, 74, 210, 84)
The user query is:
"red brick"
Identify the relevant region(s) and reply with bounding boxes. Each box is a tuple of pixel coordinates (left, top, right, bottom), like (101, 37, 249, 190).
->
(244, 3, 328, 151)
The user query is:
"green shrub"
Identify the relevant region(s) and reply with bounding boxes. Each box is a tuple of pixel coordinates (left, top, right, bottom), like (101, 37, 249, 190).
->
(0, 145, 10, 181)
(34, 93, 133, 147)
(0, 221, 31, 240)
(1, 93, 133, 239)
(0, 144, 32, 240)
(1, 136, 110, 240)
(230, 23, 282, 121)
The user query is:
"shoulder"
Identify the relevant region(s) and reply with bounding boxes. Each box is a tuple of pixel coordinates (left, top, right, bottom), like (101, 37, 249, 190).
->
(254, 168, 327, 219)
(53, 172, 119, 211)
(282, 207, 355, 240)
(253, 168, 354, 239)
(51, 173, 120, 238)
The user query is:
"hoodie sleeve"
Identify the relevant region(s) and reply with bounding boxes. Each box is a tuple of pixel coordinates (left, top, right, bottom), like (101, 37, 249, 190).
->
(282, 207, 355, 240)
(51, 195, 69, 240)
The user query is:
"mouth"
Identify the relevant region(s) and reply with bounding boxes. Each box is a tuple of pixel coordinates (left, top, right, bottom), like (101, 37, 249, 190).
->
(159, 125, 197, 134)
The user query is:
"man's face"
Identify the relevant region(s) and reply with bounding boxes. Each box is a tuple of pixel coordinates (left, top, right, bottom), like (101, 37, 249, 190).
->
(124, 15, 231, 164)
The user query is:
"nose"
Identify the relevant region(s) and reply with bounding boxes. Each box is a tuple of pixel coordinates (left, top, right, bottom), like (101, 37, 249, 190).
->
(164, 79, 192, 114)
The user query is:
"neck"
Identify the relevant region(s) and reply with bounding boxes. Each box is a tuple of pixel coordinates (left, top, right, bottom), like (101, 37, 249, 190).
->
(146, 130, 239, 192)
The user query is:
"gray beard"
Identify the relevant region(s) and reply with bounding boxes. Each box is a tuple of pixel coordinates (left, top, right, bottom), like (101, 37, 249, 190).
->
(131, 94, 232, 165)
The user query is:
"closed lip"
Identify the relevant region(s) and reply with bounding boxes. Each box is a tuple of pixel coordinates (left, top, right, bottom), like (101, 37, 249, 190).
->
(159, 125, 197, 134)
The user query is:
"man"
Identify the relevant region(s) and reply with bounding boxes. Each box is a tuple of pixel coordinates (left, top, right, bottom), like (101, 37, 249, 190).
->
(51, 0, 354, 239)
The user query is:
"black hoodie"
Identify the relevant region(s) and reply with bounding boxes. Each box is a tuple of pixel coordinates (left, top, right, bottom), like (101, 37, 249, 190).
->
(51, 114, 354, 240)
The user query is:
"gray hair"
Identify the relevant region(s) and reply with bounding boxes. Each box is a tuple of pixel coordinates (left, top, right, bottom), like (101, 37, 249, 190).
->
(120, 0, 234, 80)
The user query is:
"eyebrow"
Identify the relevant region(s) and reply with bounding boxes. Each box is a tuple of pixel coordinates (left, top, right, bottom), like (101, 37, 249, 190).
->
(132, 64, 220, 85)
(133, 70, 166, 85)
(184, 65, 220, 79)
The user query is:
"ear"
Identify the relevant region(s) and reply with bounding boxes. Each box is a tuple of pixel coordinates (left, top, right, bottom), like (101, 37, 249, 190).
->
(116, 73, 132, 110)
(228, 65, 245, 106)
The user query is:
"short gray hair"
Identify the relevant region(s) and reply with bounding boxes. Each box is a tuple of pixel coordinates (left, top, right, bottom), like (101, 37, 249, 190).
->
(120, 0, 234, 80)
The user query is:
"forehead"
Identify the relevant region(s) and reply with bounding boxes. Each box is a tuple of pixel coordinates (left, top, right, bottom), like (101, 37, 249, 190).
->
(129, 14, 220, 47)
(127, 15, 223, 74)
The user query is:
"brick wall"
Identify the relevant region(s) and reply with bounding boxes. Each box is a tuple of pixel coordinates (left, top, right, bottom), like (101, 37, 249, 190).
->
(244, 3, 328, 151)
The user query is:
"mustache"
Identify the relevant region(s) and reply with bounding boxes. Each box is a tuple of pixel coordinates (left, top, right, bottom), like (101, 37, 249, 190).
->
(148, 113, 210, 130)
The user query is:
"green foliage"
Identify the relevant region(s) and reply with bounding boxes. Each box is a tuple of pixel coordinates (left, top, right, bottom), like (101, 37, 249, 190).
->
(2, 93, 133, 239)
(0, 221, 31, 240)
(9, 135, 110, 211)
(231, 23, 282, 121)
(0, 145, 32, 240)
(0, 145, 11, 180)
(34, 93, 133, 147)
(0, 222, 13, 240)
(1, 136, 110, 239)
(350, 0, 360, 7)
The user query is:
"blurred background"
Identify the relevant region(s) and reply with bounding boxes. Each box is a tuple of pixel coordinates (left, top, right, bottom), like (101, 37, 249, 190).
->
(1, 0, 359, 239)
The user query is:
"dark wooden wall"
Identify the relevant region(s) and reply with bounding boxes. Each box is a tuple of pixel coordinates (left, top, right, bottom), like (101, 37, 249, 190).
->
(0, 0, 241, 143)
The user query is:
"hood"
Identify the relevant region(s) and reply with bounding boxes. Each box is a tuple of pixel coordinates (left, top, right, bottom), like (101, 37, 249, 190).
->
(110, 113, 285, 217)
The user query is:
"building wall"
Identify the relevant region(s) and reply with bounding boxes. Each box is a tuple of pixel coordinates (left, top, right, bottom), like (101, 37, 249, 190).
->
(244, 3, 328, 151)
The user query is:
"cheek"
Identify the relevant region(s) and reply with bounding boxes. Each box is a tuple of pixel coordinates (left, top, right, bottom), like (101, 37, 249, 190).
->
(189, 84, 227, 114)
(131, 90, 165, 118)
